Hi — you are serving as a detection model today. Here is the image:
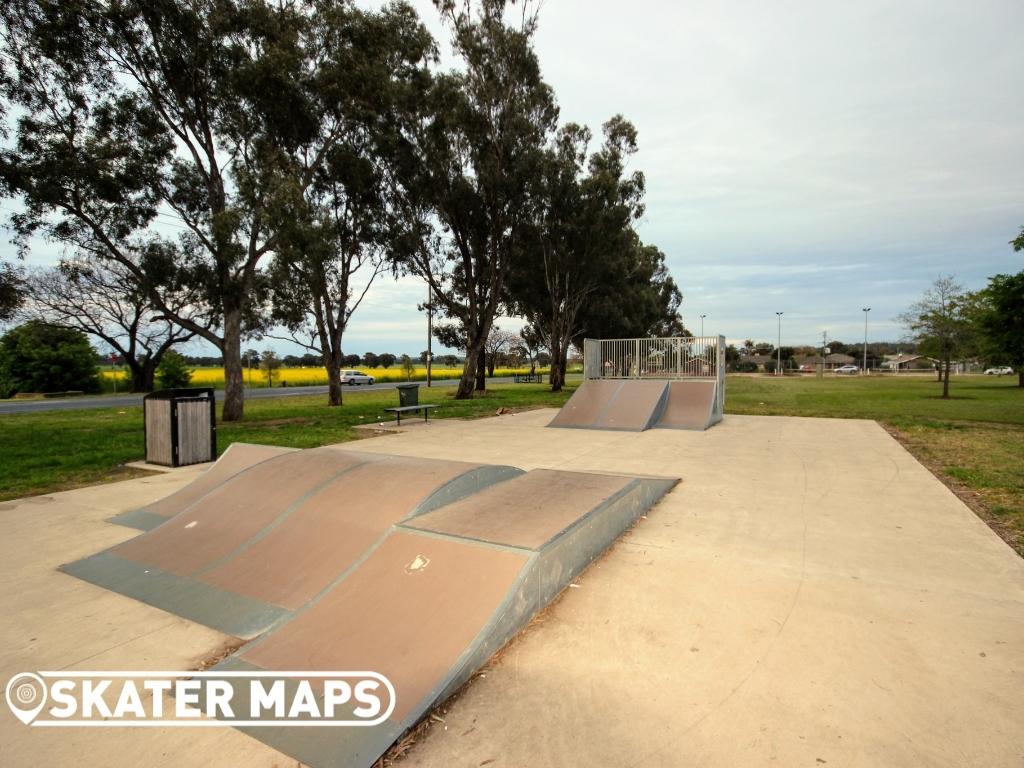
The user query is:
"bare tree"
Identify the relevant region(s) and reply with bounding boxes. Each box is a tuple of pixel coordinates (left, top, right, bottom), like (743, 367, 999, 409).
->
(898, 276, 974, 398)
(484, 328, 517, 377)
(21, 261, 203, 391)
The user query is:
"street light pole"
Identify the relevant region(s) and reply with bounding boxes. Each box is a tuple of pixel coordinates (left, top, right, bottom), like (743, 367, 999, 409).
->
(862, 307, 871, 375)
(820, 329, 827, 378)
(426, 281, 433, 388)
(699, 314, 706, 337)
(775, 312, 783, 375)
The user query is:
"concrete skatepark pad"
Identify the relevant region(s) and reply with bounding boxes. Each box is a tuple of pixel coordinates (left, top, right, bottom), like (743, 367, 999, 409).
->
(549, 378, 721, 432)
(60, 445, 677, 768)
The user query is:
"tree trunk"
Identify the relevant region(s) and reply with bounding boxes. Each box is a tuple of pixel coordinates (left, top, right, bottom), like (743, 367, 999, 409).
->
(942, 357, 950, 398)
(131, 360, 157, 393)
(549, 338, 564, 392)
(476, 351, 486, 391)
(326, 355, 343, 407)
(487, 356, 496, 378)
(456, 342, 481, 399)
(1018, 369, 1023, 388)
(221, 310, 245, 421)
(126, 360, 153, 393)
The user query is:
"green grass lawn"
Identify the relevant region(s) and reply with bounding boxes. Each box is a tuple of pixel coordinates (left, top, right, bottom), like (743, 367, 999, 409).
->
(1, 373, 1021, 555)
(0, 383, 573, 502)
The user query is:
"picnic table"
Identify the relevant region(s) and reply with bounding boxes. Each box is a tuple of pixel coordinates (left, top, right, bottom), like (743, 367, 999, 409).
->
(512, 373, 543, 383)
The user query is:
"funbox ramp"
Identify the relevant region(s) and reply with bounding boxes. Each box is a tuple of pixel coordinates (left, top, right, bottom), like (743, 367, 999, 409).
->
(60, 446, 677, 768)
(549, 379, 720, 432)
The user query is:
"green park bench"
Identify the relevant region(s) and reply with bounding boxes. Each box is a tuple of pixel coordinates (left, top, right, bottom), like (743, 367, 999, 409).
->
(384, 403, 439, 426)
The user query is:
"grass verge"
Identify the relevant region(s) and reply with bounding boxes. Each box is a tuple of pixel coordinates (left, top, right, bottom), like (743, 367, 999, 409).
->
(0, 383, 573, 502)
(2, 373, 1021, 556)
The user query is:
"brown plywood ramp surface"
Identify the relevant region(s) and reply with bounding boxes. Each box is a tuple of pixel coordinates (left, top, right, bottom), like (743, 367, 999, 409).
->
(595, 379, 669, 430)
(107, 442, 297, 530)
(658, 379, 719, 430)
(61, 444, 678, 768)
(404, 469, 634, 549)
(213, 468, 677, 768)
(60, 448, 522, 637)
(548, 379, 669, 431)
(547, 379, 622, 428)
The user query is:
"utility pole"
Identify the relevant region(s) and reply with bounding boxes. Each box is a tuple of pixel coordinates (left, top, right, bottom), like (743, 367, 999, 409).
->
(699, 314, 706, 337)
(775, 312, 783, 375)
(862, 307, 871, 375)
(426, 281, 433, 388)
(820, 329, 827, 379)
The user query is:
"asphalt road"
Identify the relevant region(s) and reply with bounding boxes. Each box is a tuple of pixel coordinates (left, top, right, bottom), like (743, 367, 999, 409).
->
(0, 377, 512, 415)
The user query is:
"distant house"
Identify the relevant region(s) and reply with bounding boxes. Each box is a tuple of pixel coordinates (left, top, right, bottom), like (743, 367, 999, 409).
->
(882, 354, 933, 371)
(825, 353, 855, 368)
(737, 354, 773, 371)
(796, 353, 855, 371)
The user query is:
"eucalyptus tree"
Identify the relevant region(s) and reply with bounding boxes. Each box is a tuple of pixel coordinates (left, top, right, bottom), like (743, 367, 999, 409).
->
(0, 263, 24, 323)
(392, 0, 558, 399)
(509, 116, 649, 390)
(266, 2, 434, 406)
(21, 259, 204, 391)
(969, 270, 1024, 387)
(573, 234, 684, 345)
(0, 0, 364, 420)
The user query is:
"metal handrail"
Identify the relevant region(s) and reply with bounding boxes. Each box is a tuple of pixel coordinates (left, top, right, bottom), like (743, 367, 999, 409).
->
(584, 336, 726, 418)
(584, 336, 724, 380)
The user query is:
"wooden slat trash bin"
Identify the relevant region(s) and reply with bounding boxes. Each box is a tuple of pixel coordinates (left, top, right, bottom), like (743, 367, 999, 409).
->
(143, 388, 217, 467)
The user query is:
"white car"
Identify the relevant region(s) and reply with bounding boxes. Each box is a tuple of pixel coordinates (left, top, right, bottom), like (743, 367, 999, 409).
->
(341, 370, 375, 385)
(834, 364, 859, 375)
(984, 366, 1014, 375)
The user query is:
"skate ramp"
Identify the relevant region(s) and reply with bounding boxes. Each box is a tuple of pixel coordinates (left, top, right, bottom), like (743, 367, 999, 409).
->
(60, 446, 678, 768)
(62, 448, 523, 637)
(212, 467, 677, 768)
(107, 442, 297, 530)
(550, 379, 722, 432)
(657, 380, 721, 430)
(548, 379, 669, 431)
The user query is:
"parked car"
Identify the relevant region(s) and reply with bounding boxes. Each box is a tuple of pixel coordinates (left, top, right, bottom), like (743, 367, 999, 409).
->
(341, 370, 375, 385)
(834, 365, 859, 375)
(984, 366, 1014, 375)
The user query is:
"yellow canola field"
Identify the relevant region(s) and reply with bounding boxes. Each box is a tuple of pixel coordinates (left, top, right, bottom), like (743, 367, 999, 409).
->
(101, 365, 542, 387)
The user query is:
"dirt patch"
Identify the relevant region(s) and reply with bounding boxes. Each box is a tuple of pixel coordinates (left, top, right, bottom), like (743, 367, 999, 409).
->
(192, 637, 247, 672)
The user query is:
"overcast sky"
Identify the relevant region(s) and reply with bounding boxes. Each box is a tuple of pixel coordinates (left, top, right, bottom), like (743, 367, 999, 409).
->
(5, 0, 1023, 355)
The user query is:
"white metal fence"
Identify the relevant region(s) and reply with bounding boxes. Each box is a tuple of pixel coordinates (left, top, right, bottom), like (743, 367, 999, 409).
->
(583, 335, 727, 414)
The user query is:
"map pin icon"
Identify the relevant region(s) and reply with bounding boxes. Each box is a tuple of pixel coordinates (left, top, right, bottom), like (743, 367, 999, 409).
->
(5, 673, 47, 725)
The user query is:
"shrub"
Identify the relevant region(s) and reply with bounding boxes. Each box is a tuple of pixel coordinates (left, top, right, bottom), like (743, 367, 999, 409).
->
(0, 321, 99, 397)
(155, 350, 193, 389)
(400, 354, 415, 381)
